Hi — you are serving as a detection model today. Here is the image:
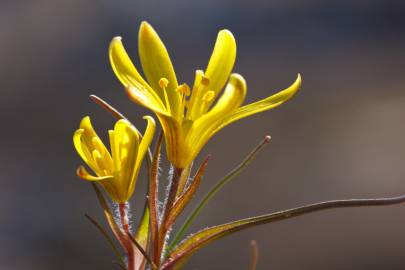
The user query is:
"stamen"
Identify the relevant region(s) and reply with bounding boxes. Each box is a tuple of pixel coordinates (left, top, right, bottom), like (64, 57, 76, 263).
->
(158, 77, 172, 113)
(176, 83, 191, 97)
(92, 137, 105, 155)
(202, 91, 215, 103)
(201, 76, 210, 86)
(159, 78, 169, 89)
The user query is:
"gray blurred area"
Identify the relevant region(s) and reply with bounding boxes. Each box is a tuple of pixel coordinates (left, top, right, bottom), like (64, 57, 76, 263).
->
(1, 0, 405, 269)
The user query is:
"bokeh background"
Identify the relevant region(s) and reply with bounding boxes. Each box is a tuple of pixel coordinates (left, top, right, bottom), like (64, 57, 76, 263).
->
(1, 0, 405, 269)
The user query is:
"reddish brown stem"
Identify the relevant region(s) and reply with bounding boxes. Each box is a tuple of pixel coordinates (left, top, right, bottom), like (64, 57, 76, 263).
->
(118, 203, 135, 270)
(157, 167, 184, 263)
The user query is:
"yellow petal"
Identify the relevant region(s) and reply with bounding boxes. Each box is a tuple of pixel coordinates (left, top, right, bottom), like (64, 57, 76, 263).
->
(183, 74, 246, 167)
(205, 30, 237, 96)
(112, 120, 141, 201)
(187, 30, 236, 119)
(109, 36, 150, 89)
(192, 73, 246, 132)
(138, 21, 181, 117)
(76, 166, 113, 181)
(126, 86, 169, 116)
(136, 116, 156, 167)
(79, 116, 97, 140)
(73, 128, 99, 173)
(127, 115, 156, 194)
(216, 74, 302, 133)
(109, 37, 165, 108)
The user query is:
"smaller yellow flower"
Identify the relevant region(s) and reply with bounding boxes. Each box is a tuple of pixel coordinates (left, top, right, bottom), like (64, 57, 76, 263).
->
(73, 116, 155, 203)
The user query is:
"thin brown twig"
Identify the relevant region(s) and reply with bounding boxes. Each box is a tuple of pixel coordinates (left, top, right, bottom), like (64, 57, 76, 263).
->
(90, 94, 127, 120)
(248, 240, 259, 270)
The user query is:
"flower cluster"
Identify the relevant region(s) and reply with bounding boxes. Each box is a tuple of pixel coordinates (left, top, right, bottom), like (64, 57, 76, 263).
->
(73, 21, 301, 270)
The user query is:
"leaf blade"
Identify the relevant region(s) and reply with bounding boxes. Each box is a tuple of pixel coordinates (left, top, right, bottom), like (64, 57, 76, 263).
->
(162, 195, 405, 269)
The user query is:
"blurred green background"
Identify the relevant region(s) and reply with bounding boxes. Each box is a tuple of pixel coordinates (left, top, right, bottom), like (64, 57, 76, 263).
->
(1, 0, 405, 269)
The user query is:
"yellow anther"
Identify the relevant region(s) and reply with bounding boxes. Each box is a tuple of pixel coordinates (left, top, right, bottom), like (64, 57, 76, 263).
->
(92, 149, 102, 160)
(202, 91, 215, 102)
(176, 83, 191, 96)
(201, 76, 210, 86)
(159, 78, 169, 89)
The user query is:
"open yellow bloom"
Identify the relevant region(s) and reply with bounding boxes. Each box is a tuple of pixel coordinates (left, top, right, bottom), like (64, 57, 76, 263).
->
(109, 21, 301, 169)
(73, 116, 155, 203)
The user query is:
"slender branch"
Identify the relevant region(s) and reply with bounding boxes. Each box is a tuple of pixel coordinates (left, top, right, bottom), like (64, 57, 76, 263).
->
(162, 194, 405, 269)
(89, 95, 153, 162)
(84, 214, 126, 269)
(149, 132, 163, 265)
(118, 203, 135, 270)
(90, 95, 127, 120)
(158, 167, 183, 260)
(248, 240, 259, 270)
(170, 135, 271, 249)
(127, 233, 158, 270)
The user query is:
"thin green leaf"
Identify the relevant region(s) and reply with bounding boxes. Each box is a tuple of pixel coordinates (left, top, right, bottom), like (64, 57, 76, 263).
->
(91, 183, 124, 243)
(162, 195, 405, 269)
(85, 214, 126, 269)
(149, 132, 164, 264)
(134, 203, 150, 270)
(169, 136, 271, 249)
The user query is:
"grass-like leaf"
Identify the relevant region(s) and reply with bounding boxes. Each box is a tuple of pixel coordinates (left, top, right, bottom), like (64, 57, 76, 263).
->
(91, 183, 124, 244)
(169, 136, 271, 249)
(133, 203, 150, 270)
(162, 195, 405, 269)
(85, 214, 126, 269)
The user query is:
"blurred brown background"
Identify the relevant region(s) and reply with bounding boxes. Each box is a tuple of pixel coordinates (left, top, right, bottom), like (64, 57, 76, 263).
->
(1, 0, 405, 269)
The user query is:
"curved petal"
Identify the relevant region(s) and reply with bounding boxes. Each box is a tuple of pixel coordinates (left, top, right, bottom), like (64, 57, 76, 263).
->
(205, 30, 237, 96)
(183, 74, 246, 166)
(126, 86, 169, 116)
(136, 116, 156, 166)
(109, 37, 165, 108)
(77, 166, 113, 181)
(127, 115, 156, 194)
(138, 21, 181, 116)
(187, 30, 236, 119)
(109, 37, 150, 89)
(113, 119, 140, 200)
(217, 74, 302, 132)
(73, 126, 99, 173)
(193, 74, 246, 130)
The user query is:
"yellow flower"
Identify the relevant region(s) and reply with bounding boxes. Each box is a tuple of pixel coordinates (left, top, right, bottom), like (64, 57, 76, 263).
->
(73, 116, 155, 203)
(109, 21, 301, 169)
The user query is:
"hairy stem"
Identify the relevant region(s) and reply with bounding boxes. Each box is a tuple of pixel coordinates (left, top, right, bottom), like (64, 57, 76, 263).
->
(118, 203, 135, 270)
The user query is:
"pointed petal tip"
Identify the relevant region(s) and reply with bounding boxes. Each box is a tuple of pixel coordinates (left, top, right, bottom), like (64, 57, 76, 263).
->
(79, 115, 91, 127)
(139, 21, 156, 38)
(142, 115, 156, 124)
(219, 29, 235, 39)
(229, 73, 246, 90)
